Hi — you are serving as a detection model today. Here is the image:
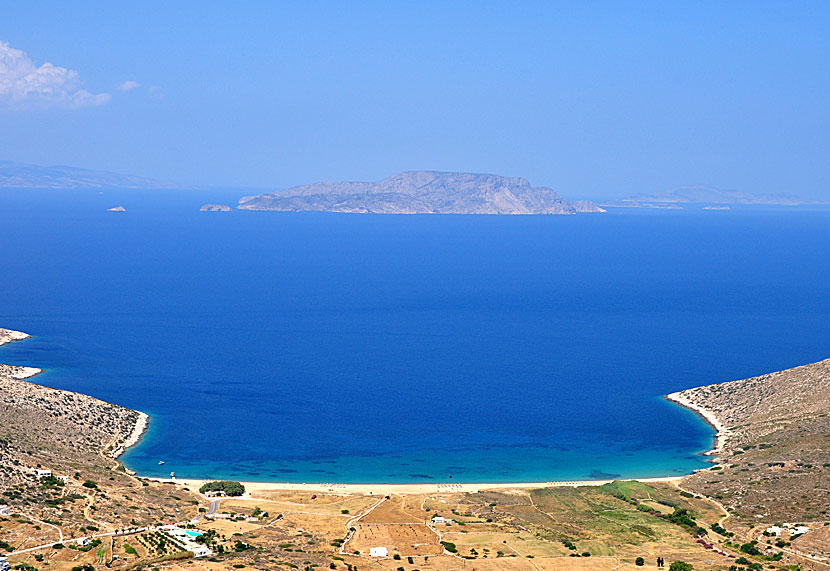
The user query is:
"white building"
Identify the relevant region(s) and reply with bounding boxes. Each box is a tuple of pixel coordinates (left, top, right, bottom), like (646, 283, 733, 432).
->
(0, 505, 11, 516)
(768, 524, 811, 537)
(191, 545, 211, 557)
(34, 469, 52, 477)
(0, 556, 9, 571)
(431, 516, 454, 525)
(369, 546, 388, 557)
(159, 525, 212, 558)
(57, 475, 69, 483)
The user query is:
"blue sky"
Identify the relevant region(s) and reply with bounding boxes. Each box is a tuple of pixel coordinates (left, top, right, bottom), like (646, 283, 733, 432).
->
(1, 1, 829, 199)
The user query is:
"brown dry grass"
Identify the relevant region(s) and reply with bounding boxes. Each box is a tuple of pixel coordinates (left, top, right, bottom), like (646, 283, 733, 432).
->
(348, 523, 442, 556)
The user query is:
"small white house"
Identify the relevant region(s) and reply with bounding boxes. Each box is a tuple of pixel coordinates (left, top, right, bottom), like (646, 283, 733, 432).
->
(0, 505, 11, 516)
(766, 525, 782, 536)
(1, 555, 11, 571)
(191, 545, 211, 558)
(791, 526, 810, 536)
(34, 469, 52, 478)
(57, 475, 69, 483)
(369, 546, 388, 557)
(431, 516, 454, 525)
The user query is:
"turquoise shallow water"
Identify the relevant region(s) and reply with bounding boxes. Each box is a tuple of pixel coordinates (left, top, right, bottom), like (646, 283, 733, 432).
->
(1, 189, 829, 483)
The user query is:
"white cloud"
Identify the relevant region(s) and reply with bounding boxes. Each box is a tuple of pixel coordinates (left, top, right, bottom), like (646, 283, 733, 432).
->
(117, 80, 141, 92)
(0, 40, 111, 109)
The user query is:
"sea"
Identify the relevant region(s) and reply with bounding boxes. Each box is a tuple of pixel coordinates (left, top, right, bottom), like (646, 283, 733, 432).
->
(1, 188, 829, 484)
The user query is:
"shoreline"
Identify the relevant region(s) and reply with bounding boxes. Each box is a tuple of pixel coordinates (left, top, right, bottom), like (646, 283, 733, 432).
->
(0, 327, 32, 347)
(149, 474, 685, 496)
(113, 411, 149, 458)
(665, 390, 727, 457)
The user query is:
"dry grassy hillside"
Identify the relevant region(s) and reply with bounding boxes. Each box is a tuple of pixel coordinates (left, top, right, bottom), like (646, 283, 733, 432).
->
(678, 359, 830, 521)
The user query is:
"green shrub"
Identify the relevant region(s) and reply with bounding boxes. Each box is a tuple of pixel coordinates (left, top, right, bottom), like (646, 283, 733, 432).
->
(198, 480, 245, 496)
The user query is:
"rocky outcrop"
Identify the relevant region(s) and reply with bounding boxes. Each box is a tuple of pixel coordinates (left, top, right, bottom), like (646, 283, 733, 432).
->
(0, 328, 30, 345)
(238, 171, 604, 215)
(200, 204, 232, 212)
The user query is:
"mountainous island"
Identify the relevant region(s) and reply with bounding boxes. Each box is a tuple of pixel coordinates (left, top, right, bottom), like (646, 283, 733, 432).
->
(237, 171, 604, 214)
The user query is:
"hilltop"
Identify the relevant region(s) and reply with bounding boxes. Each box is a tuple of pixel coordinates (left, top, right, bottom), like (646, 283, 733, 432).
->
(238, 171, 604, 214)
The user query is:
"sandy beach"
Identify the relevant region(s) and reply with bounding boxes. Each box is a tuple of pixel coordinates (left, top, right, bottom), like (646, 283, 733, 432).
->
(150, 475, 685, 497)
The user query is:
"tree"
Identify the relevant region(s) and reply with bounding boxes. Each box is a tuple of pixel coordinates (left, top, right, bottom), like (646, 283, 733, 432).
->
(635, 557, 645, 566)
(669, 561, 693, 571)
(740, 542, 761, 556)
(198, 480, 245, 496)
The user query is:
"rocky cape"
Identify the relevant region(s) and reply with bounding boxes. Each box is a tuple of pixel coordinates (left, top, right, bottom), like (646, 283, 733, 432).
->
(0, 328, 146, 488)
(238, 171, 604, 215)
(668, 358, 830, 521)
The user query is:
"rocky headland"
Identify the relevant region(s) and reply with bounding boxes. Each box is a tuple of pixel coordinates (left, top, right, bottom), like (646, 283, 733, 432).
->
(238, 170, 605, 214)
(669, 358, 830, 520)
(0, 330, 145, 488)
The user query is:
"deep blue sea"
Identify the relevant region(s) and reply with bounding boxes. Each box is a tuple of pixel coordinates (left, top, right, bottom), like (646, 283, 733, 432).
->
(1, 189, 829, 483)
